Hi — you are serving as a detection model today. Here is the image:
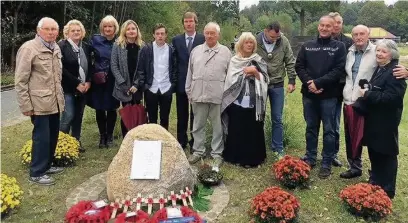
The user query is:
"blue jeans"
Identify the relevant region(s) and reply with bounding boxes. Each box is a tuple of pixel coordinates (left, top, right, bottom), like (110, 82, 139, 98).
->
(30, 114, 60, 177)
(268, 87, 284, 153)
(60, 93, 86, 140)
(333, 99, 342, 159)
(302, 96, 337, 169)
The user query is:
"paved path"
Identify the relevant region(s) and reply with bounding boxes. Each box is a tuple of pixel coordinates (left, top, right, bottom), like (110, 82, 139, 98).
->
(66, 171, 230, 222)
(1, 89, 29, 127)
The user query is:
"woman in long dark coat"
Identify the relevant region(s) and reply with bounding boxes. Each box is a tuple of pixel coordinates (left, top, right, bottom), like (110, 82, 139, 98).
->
(221, 32, 269, 168)
(355, 39, 406, 199)
(88, 15, 120, 148)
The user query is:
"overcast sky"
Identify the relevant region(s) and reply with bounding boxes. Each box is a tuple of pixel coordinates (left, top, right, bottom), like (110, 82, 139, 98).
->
(239, 0, 399, 11)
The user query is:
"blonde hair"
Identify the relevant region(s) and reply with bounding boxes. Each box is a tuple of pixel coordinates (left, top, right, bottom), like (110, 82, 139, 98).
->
(63, 19, 86, 39)
(235, 32, 257, 56)
(99, 15, 119, 36)
(117, 20, 143, 48)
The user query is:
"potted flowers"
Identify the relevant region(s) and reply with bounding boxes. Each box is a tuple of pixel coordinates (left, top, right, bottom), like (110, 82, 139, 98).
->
(250, 187, 300, 223)
(340, 183, 392, 221)
(197, 164, 223, 187)
(1, 174, 23, 217)
(273, 155, 310, 189)
(20, 131, 80, 167)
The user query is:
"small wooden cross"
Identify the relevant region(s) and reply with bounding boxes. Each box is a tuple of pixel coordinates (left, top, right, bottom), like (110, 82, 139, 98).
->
(147, 194, 154, 215)
(132, 193, 144, 211)
(168, 191, 178, 207)
(180, 190, 188, 206)
(110, 198, 122, 219)
(158, 194, 167, 209)
(122, 195, 132, 213)
(185, 187, 194, 207)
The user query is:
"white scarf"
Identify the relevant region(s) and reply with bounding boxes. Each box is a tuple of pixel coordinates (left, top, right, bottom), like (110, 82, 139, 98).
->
(68, 38, 88, 83)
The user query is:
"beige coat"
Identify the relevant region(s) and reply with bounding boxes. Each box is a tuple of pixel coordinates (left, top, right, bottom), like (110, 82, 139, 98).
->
(185, 42, 232, 104)
(15, 36, 65, 115)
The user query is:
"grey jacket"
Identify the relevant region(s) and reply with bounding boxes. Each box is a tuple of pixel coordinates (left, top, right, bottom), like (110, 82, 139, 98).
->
(111, 42, 144, 102)
(185, 42, 232, 104)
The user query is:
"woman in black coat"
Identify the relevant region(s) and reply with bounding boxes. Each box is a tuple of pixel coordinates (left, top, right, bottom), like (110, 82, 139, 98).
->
(355, 39, 406, 199)
(59, 19, 92, 152)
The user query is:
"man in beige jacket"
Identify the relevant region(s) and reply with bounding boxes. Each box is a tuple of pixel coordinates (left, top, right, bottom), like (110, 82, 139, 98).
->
(185, 22, 232, 167)
(15, 17, 65, 186)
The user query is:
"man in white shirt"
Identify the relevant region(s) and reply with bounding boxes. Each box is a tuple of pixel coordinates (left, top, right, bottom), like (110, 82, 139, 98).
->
(136, 23, 177, 130)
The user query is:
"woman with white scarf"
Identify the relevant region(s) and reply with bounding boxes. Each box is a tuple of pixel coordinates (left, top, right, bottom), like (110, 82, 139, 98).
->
(58, 19, 92, 152)
(221, 32, 269, 168)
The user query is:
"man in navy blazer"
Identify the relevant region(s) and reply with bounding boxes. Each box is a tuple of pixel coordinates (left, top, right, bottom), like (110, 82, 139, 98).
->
(172, 12, 205, 150)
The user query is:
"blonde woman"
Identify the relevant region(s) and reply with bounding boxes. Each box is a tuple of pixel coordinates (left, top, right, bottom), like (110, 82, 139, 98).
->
(111, 20, 144, 137)
(58, 19, 92, 152)
(221, 32, 269, 168)
(88, 15, 120, 148)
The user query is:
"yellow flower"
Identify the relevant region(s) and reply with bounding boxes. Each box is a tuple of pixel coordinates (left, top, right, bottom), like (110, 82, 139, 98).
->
(1, 174, 23, 214)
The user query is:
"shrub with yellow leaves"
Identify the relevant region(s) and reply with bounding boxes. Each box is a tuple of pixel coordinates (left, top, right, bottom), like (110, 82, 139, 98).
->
(1, 174, 23, 217)
(19, 131, 80, 167)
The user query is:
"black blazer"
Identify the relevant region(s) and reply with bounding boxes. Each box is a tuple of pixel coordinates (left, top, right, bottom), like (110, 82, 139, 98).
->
(136, 43, 177, 92)
(171, 33, 205, 93)
(58, 39, 93, 94)
(356, 60, 406, 155)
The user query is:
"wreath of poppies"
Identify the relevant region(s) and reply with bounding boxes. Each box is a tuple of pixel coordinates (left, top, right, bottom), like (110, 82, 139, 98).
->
(114, 210, 150, 223)
(150, 206, 202, 223)
(64, 200, 112, 223)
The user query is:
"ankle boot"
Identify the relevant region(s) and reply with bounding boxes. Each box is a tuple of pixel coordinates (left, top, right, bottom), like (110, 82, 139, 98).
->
(99, 134, 106, 149)
(106, 134, 113, 147)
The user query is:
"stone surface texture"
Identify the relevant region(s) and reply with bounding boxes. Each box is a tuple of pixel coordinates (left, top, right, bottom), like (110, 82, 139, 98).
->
(106, 124, 196, 201)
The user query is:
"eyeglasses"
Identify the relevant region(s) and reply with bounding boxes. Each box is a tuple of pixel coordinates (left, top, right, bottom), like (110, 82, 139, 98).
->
(41, 27, 58, 32)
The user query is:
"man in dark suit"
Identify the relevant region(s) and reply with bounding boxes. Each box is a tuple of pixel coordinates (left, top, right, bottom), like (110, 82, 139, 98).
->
(172, 12, 205, 150)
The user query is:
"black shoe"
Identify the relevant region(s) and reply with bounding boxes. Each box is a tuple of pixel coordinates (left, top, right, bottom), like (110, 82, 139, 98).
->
(106, 134, 113, 147)
(301, 156, 316, 168)
(340, 170, 362, 179)
(78, 141, 85, 153)
(318, 167, 331, 179)
(99, 134, 106, 149)
(332, 158, 342, 167)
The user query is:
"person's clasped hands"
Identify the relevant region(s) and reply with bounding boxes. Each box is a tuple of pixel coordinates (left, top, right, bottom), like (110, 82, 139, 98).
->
(307, 80, 323, 94)
(243, 65, 260, 80)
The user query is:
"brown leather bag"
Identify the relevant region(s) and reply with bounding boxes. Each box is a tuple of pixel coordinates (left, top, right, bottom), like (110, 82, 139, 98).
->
(93, 71, 107, 84)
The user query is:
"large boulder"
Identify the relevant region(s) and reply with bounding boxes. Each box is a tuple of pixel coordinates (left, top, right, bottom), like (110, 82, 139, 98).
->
(106, 124, 196, 201)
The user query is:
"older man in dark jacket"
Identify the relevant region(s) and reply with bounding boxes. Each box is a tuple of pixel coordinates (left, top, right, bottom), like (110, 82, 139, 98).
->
(295, 15, 346, 179)
(136, 23, 177, 130)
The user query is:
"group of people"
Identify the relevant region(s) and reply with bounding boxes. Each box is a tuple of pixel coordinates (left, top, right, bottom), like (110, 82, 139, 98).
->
(14, 11, 408, 199)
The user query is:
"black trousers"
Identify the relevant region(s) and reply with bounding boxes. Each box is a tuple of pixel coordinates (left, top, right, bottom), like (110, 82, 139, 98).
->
(95, 110, 117, 136)
(145, 89, 172, 130)
(368, 148, 398, 199)
(176, 92, 194, 148)
(30, 114, 60, 177)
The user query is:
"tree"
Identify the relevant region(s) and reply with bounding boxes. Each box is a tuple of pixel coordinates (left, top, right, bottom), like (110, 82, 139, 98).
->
(357, 2, 390, 28)
(239, 15, 252, 32)
(342, 8, 358, 26)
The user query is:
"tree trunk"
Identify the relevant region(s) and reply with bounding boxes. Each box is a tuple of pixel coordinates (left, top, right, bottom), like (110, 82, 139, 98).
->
(63, 2, 67, 25)
(300, 9, 305, 36)
(11, 2, 23, 70)
(90, 1, 96, 36)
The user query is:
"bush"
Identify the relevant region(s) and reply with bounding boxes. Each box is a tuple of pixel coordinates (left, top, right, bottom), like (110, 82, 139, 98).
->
(20, 131, 80, 167)
(1, 174, 23, 217)
(273, 155, 310, 189)
(250, 187, 300, 223)
(340, 183, 392, 221)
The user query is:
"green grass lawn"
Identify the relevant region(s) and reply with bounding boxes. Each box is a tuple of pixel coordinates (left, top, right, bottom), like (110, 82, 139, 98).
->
(399, 46, 408, 57)
(1, 83, 408, 223)
(1, 73, 14, 86)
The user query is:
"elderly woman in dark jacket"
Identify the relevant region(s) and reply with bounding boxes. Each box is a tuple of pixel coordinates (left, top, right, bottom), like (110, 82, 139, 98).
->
(59, 19, 92, 152)
(89, 15, 120, 148)
(111, 20, 144, 137)
(355, 39, 406, 199)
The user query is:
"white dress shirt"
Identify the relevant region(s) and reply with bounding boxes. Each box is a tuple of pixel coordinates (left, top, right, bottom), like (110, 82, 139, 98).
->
(262, 37, 275, 53)
(150, 41, 171, 94)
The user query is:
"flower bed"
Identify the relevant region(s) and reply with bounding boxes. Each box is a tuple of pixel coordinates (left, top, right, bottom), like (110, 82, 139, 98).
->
(250, 187, 300, 223)
(273, 155, 310, 189)
(20, 131, 80, 167)
(340, 183, 392, 221)
(1, 174, 24, 217)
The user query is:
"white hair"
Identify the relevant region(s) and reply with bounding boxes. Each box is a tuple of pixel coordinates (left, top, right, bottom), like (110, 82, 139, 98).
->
(204, 22, 221, 34)
(352, 25, 370, 35)
(37, 17, 59, 29)
(375, 39, 400, 60)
